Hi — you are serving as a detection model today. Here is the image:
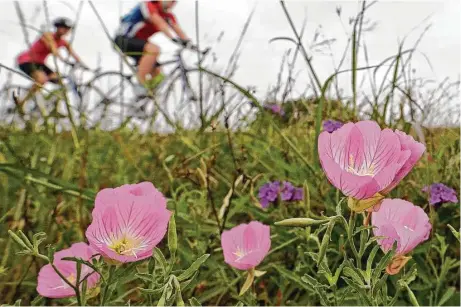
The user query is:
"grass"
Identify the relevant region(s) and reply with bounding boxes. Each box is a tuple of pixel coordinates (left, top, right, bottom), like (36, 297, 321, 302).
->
(0, 104, 459, 305)
(0, 0, 460, 306)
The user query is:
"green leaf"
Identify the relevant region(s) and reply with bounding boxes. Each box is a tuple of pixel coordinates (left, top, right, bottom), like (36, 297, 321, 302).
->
(342, 276, 372, 306)
(8, 230, 31, 251)
(168, 213, 178, 258)
(317, 219, 335, 266)
(135, 273, 153, 283)
(153, 248, 168, 277)
(48, 246, 56, 263)
(307, 252, 332, 280)
(273, 265, 310, 290)
(358, 227, 369, 257)
(343, 267, 364, 286)
(189, 297, 202, 307)
(180, 271, 198, 291)
(177, 254, 210, 281)
(404, 282, 420, 306)
(275, 217, 331, 227)
(437, 287, 455, 306)
(366, 244, 380, 282)
(402, 264, 418, 285)
(239, 269, 255, 296)
(335, 198, 344, 216)
(372, 243, 397, 283)
(331, 260, 346, 286)
(32, 232, 47, 248)
(173, 276, 185, 306)
(138, 286, 165, 295)
(301, 275, 329, 305)
(372, 273, 388, 298)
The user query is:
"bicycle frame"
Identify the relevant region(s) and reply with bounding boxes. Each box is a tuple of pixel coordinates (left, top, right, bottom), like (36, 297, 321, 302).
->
(156, 47, 210, 100)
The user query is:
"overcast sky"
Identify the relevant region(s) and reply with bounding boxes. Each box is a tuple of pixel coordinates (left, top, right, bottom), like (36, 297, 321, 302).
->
(0, 0, 459, 126)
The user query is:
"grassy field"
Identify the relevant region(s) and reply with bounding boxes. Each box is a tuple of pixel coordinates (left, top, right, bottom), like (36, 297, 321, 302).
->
(0, 100, 459, 305)
(0, 1, 460, 305)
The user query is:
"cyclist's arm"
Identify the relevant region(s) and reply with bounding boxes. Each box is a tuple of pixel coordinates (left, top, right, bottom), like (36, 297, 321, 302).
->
(150, 14, 175, 39)
(41, 32, 67, 62)
(64, 44, 88, 68)
(170, 22, 189, 41)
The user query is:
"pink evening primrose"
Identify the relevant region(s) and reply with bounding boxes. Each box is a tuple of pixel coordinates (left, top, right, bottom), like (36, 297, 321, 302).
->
(318, 120, 425, 209)
(372, 199, 431, 274)
(85, 182, 172, 263)
(221, 221, 271, 270)
(37, 242, 100, 298)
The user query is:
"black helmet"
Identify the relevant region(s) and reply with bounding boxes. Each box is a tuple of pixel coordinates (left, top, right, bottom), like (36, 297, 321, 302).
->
(53, 17, 73, 29)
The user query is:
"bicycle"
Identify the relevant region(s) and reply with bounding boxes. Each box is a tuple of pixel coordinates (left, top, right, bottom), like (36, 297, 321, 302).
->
(81, 43, 221, 131)
(0, 63, 101, 130)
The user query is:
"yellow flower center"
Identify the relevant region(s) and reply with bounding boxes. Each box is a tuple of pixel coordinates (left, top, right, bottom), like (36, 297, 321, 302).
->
(233, 247, 247, 261)
(346, 154, 376, 176)
(52, 273, 76, 290)
(109, 235, 143, 258)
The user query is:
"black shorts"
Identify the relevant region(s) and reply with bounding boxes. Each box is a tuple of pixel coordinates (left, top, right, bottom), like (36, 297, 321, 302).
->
(18, 62, 54, 77)
(114, 35, 147, 66)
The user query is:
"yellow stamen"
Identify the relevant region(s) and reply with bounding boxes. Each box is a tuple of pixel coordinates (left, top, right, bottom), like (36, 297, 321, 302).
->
(346, 154, 376, 176)
(109, 236, 142, 257)
(233, 247, 247, 261)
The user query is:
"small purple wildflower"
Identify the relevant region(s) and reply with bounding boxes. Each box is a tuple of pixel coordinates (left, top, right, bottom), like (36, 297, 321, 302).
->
(323, 119, 344, 133)
(258, 180, 304, 208)
(281, 182, 295, 201)
(291, 187, 304, 201)
(264, 104, 285, 116)
(422, 183, 458, 206)
(258, 181, 280, 208)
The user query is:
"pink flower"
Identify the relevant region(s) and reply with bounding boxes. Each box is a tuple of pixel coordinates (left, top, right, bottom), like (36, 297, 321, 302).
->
(318, 120, 425, 200)
(372, 199, 431, 255)
(37, 242, 100, 298)
(85, 182, 172, 263)
(221, 221, 271, 270)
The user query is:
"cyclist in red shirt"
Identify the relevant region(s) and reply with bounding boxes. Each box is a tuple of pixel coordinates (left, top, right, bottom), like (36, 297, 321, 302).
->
(16, 17, 88, 107)
(114, 0, 192, 97)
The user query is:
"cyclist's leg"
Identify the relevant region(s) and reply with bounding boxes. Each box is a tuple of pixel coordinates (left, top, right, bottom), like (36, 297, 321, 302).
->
(16, 63, 49, 109)
(138, 43, 160, 85)
(114, 35, 151, 96)
(148, 64, 165, 89)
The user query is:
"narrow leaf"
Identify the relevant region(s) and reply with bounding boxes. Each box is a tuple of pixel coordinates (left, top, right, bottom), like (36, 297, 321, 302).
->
(168, 213, 178, 258)
(177, 254, 210, 281)
(275, 217, 330, 227)
(239, 269, 255, 296)
(189, 297, 202, 307)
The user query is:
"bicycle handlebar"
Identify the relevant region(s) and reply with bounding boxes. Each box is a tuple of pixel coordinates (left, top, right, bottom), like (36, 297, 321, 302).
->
(171, 38, 210, 55)
(67, 62, 101, 74)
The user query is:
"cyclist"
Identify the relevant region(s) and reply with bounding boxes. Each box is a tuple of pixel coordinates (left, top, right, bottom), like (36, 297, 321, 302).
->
(15, 17, 89, 107)
(114, 0, 192, 97)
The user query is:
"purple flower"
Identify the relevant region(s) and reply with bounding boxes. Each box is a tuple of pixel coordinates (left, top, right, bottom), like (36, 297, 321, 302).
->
(258, 181, 280, 208)
(422, 183, 458, 206)
(264, 104, 285, 116)
(258, 181, 304, 208)
(291, 187, 304, 201)
(281, 182, 295, 201)
(323, 119, 344, 133)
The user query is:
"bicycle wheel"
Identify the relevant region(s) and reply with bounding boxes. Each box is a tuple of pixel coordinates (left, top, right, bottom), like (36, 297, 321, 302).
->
(83, 71, 147, 130)
(0, 85, 53, 128)
(156, 68, 255, 129)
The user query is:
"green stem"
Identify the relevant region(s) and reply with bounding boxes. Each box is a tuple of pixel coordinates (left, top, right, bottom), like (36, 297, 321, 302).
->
(100, 265, 116, 306)
(348, 212, 361, 269)
(50, 262, 82, 306)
